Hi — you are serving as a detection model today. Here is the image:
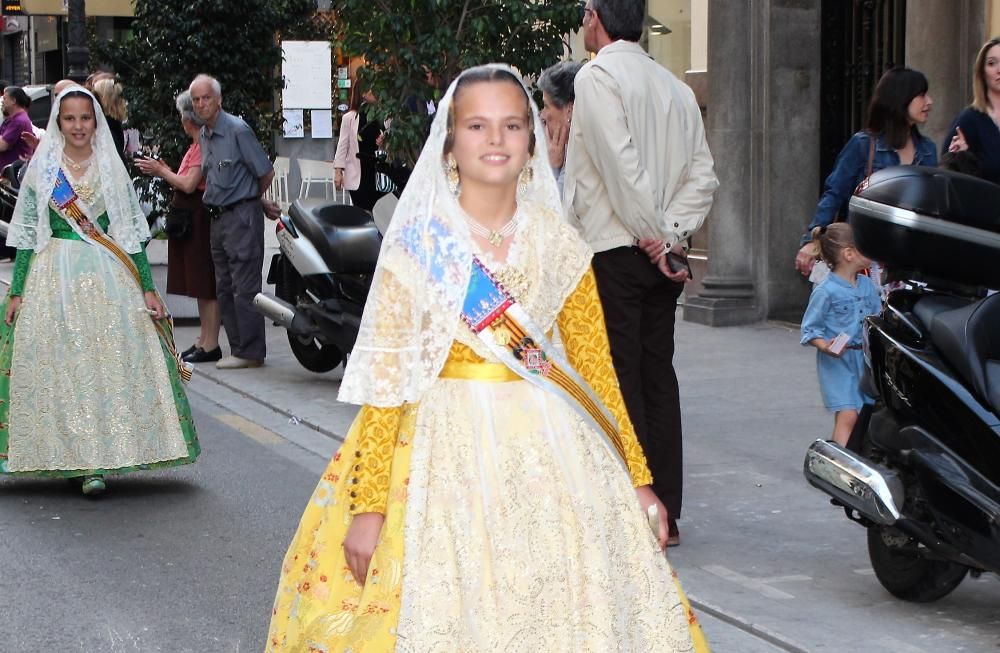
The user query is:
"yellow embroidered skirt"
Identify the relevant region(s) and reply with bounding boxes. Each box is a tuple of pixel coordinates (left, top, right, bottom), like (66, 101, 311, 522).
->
(267, 377, 709, 652)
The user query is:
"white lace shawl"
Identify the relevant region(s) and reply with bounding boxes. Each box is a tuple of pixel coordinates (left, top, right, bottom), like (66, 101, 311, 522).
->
(337, 64, 591, 407)
(7, 87, 148, 254)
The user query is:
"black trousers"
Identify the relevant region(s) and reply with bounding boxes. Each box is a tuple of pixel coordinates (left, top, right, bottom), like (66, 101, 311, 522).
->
(592, 246, 684, 519)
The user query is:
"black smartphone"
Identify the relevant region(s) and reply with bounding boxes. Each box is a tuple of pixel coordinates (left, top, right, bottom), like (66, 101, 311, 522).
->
(665, 251, 693, 280)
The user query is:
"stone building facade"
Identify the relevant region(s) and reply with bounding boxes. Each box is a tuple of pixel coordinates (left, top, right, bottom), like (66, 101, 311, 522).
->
(685, 0, 995, 325)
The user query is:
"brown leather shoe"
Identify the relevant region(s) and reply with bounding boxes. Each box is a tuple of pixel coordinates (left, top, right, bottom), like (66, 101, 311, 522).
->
(215, 356, 264, 370)
(667, 518, 680, 547)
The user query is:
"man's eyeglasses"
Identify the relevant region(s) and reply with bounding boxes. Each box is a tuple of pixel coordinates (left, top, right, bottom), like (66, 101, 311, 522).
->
(579, 3, 595, 23)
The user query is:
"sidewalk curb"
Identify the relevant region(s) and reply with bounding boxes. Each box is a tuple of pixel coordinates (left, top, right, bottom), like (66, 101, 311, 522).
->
(688, 594, 812, 653)
(190, 364, 346, 442)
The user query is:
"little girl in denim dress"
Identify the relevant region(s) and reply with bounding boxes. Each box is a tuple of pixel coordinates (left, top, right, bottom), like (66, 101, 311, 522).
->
(800, 223, 882, 446)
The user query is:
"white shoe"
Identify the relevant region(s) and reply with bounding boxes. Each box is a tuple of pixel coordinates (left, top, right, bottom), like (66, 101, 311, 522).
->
(215, 356, 264, 370)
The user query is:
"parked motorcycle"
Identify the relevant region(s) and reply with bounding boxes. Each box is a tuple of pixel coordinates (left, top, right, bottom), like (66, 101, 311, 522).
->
(253, 199, 381, 373)
(803, 166, 1000, 602)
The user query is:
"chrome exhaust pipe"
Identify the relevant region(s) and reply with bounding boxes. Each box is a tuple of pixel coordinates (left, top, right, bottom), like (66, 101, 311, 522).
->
(803, 439, 904, 526)
(253, 293, 299, 330)
(254, 292, 320, 338)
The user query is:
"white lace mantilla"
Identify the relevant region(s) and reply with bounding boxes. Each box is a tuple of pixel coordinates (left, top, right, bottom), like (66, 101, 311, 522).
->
(338, 65, 590, 407)
(7, 86, 148, 254)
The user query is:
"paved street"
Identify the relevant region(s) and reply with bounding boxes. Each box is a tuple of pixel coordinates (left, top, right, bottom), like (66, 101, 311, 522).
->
(1, 253, 999, 652)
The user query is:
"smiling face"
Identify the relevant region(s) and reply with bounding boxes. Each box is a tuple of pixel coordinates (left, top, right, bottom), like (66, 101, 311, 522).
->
(58, 95, 97, 151)
(907, 91, 933, 125)
(447, 80, 533, 195)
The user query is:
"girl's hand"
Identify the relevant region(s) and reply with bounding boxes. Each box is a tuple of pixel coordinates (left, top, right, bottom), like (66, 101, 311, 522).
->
(636, 485, 669, 551)
(948, 126, 968, 153)
(4, 296, 21, 325)
(823, 338, 845, 358)
(343, 512, 385, 585)
(335, 168, 345, 190)
(144, 292, 165, 320)
(810, 337, 842, 358)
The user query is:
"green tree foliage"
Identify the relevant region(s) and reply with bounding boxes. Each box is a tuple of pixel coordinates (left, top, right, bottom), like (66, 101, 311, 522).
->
(335, 0, 582, 166)
(92, 0, 320, 212)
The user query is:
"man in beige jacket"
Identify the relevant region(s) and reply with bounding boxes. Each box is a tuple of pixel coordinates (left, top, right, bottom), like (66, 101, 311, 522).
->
(565, 0, 718, 546)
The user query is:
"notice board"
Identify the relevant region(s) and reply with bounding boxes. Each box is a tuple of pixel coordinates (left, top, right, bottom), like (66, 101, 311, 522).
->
(281, 41, 332, 109)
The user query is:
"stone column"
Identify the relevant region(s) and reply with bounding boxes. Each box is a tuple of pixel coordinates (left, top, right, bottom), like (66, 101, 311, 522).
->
(684, 0, 761, 326)
(905, 0, 988, 148)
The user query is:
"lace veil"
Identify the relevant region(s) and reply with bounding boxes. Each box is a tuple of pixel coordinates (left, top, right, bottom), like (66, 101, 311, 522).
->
(7, 87, 148, 254)
(338, 63, 588, 407)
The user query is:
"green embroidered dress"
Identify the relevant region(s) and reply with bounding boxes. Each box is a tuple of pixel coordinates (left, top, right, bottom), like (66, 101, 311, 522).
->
(0, 189, 199, 478)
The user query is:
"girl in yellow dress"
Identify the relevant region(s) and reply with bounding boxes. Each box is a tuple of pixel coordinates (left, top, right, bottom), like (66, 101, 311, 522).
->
(265, 64, 708, 653)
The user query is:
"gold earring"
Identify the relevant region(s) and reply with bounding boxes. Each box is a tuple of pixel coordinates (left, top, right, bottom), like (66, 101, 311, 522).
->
(445, 154, 460, 197)
(517, 163, 534, 196)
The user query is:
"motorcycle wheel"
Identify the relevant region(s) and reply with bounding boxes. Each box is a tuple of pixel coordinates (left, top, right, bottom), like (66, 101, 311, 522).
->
(866, 526, 967, 602)
(277, 259, 344, 374)
(287, 331, 344, 373)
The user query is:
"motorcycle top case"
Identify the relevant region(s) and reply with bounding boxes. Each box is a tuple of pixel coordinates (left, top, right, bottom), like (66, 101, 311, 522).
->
(848, 166, 1000, 288)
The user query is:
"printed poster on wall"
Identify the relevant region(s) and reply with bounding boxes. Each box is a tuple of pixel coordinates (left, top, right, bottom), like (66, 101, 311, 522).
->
(281, 40, 333, 110)
(283, 109, 304, 138)
(311, 110, 333, 139)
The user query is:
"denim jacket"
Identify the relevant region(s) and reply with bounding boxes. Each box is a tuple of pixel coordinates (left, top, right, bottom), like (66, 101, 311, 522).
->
(802, 130, 938, 245)
(800, 273, 881, 347)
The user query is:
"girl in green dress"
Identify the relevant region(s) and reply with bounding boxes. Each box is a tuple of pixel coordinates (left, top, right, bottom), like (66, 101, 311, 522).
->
(0, 87, 199, 496)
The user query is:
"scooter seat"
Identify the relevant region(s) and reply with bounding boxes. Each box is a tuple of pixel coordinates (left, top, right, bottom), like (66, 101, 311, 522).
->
(288, 199, 381, 274)
(916, 293, 1000, 415)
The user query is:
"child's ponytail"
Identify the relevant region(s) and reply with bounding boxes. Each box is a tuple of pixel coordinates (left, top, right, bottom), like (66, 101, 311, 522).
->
(811, 223, 856, 267)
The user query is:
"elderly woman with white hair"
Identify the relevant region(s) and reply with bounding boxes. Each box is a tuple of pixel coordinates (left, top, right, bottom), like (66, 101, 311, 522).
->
(136, 91, 221, 364)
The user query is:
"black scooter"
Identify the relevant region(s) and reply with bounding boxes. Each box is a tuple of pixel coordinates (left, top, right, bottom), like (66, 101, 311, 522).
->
(803, 166, 1000, 602)
(253, 199, 382, 373)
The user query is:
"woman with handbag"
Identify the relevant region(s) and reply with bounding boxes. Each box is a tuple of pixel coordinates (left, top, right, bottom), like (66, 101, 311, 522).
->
(795, 67, 937, 278)
(346, 84, 386, 211)
(333, 83, 363, 200)
(136, 90, 221, 364)
(0, 87, 199, 496)
(265, 64, 707, 653)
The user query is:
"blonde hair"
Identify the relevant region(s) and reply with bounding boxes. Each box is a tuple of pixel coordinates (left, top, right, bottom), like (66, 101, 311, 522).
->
(971, 37, 1000, 113)
(810, 223, 856, 266)
(92, 77, 127, 122)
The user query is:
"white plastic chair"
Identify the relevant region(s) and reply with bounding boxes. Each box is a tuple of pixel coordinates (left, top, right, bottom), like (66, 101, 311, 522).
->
(297, 158, 336, 199)
(268, 156, 291, 211)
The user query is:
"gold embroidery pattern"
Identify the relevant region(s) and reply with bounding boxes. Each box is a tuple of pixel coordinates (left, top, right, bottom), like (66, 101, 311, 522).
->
(557, 267, 653, 487)
(395, 378, 693, 652)
(349, 405, 402, 515)
(6, 239, 188, 471)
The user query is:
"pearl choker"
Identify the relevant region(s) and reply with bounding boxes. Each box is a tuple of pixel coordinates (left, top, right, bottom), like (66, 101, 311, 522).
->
(62, 151, 95, 172)
(463, 207, 520, 247)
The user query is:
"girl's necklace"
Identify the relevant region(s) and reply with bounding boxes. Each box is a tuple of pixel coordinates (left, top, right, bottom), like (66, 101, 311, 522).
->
(62, 151, 94, 172)
(462, 206, 520, 247)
